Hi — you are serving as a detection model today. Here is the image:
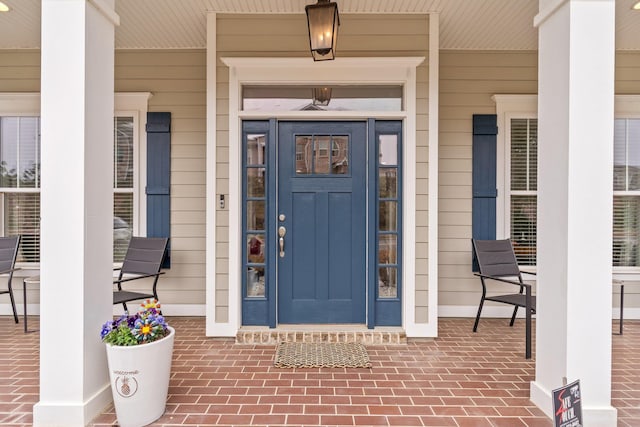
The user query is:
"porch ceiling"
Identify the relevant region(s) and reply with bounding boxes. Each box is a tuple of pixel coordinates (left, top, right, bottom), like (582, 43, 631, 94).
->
(0, 0, 639, 50)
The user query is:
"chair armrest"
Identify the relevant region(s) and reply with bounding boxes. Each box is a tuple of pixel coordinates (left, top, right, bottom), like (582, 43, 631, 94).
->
(113, 271, 165, 284)
(520, 270, 536, 276)
(474, 273, 532, 288)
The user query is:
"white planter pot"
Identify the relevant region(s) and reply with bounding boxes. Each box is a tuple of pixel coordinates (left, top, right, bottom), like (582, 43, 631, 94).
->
(105, 326, 175, 427)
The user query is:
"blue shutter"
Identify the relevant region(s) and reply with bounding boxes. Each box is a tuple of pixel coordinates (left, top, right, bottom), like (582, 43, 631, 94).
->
(146, 112, 171, 268)
(472, 114, 498, 271)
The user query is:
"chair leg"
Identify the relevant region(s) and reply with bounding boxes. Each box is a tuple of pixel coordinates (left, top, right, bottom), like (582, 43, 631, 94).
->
(122, 302, 128, 313)
(8, 283, 18, 323)
(509, 306, 519, 326)
(525, 288, 532, 359)
(473, 297, 485, 332)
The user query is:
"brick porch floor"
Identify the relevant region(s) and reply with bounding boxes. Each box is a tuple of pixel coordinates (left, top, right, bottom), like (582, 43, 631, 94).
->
(1, 316, 638, 426)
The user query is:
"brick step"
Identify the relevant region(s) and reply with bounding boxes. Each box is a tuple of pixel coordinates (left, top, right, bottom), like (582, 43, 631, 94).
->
(236, 327, 407, 345)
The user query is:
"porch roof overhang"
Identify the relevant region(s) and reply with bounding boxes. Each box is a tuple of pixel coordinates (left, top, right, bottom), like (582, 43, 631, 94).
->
(1, 0, 640, 51)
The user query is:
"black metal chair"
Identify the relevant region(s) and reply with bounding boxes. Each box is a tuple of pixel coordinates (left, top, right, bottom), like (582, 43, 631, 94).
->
(471, 238, 536, 359)
(0, 236, 21, 323)
(113, 237, 169, 312)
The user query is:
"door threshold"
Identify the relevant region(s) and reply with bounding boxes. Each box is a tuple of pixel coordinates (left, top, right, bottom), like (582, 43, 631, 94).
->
(236, 325, 406, 345)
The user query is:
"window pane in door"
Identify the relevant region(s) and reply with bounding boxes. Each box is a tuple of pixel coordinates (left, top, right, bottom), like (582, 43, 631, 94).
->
(379, 201, 397, 231)
(246, 134, 266, 166)
(295, 136, 312, 175)
(379, 169, 397, 198)
(246, 200, 265, 231)
(247, 168, 265, 197)
(246, 267, 265, 297)
(314, 136, 331, 174)
(378, 234, 397, 264)
(378, 267, 397, 298)
(331, 136, 349, 175)
(379, 135, 397, 166)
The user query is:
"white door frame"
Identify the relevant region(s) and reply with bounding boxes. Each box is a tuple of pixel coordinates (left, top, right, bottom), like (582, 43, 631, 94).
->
(207, 56, 429, 336)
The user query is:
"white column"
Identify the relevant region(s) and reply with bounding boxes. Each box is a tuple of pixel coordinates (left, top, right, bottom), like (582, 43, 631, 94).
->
(34, 0, 118, 425)
(531, 0, 616, 425)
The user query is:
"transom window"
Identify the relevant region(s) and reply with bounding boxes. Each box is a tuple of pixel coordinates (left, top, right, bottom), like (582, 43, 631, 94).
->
(242, 85, 403, 112)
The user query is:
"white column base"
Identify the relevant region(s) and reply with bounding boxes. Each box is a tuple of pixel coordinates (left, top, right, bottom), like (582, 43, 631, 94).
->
(531, 381, 617, 427)
(33, 384, 112, 427)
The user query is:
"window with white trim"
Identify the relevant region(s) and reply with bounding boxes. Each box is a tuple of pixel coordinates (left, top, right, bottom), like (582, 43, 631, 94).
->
(0, 93, 148, 264)
(613, 118, 640, 267)
(0, 116, 41, 262)
(496, 95, 640, 269)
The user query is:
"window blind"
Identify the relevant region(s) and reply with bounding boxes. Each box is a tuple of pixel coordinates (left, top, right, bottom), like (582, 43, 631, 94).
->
(0, 115, 136, 264)
(113, 117, 134, 262)
(613, 118, 640, 267)
(510, 118, 537, 265)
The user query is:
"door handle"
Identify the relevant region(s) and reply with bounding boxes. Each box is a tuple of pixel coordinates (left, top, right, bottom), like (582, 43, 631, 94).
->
(278, 226, 286, 257)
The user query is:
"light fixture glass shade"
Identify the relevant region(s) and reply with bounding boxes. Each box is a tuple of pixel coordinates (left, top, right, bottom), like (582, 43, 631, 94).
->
(0, 2, 9, 12)
(312, 87, 332, 106)
(305, 0, 340, 61)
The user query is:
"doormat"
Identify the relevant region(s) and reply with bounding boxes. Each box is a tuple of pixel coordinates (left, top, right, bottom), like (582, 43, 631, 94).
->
(274, 342, 371, 368)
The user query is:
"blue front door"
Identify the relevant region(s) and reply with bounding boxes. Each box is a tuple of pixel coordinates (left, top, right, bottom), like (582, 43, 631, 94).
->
(277, 121, 367, 324)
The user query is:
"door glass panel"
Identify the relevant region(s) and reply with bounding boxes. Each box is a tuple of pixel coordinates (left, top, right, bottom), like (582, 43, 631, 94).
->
(246, 267, 265, 297)
(314, 136, 331, 174)
(295, 136, 312, 175)
(378, 267, 397, 298)
(331, 136, 349, 174)
(246, 201, 265, 231)
(379, 201, 397, 231)
(247, 233, 265, 263)
(379, 169, 397, 198)
(379, 234, 397, 264)
(247, 168, 265, 197)
(379, 135, 397, 166)
(246, 134, 266, 165)
(247, 232, 265, 297)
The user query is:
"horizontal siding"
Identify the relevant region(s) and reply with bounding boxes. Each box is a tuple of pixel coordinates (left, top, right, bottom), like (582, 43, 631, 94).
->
(2, 45, 637, 320)
(0, 50, 40, 92)
(616, 52, 640, 94)
(438, 50, 640, 313)
(117, 50, 207, 306)
(438, 50, 537, 311)
(0, 49, 208, 308)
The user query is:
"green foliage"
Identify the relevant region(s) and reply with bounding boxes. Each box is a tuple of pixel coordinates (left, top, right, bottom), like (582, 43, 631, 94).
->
(102, 323, 138, 346)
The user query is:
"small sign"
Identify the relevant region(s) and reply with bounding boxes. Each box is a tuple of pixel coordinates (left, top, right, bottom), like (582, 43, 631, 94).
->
(552, 379, 583, 427)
